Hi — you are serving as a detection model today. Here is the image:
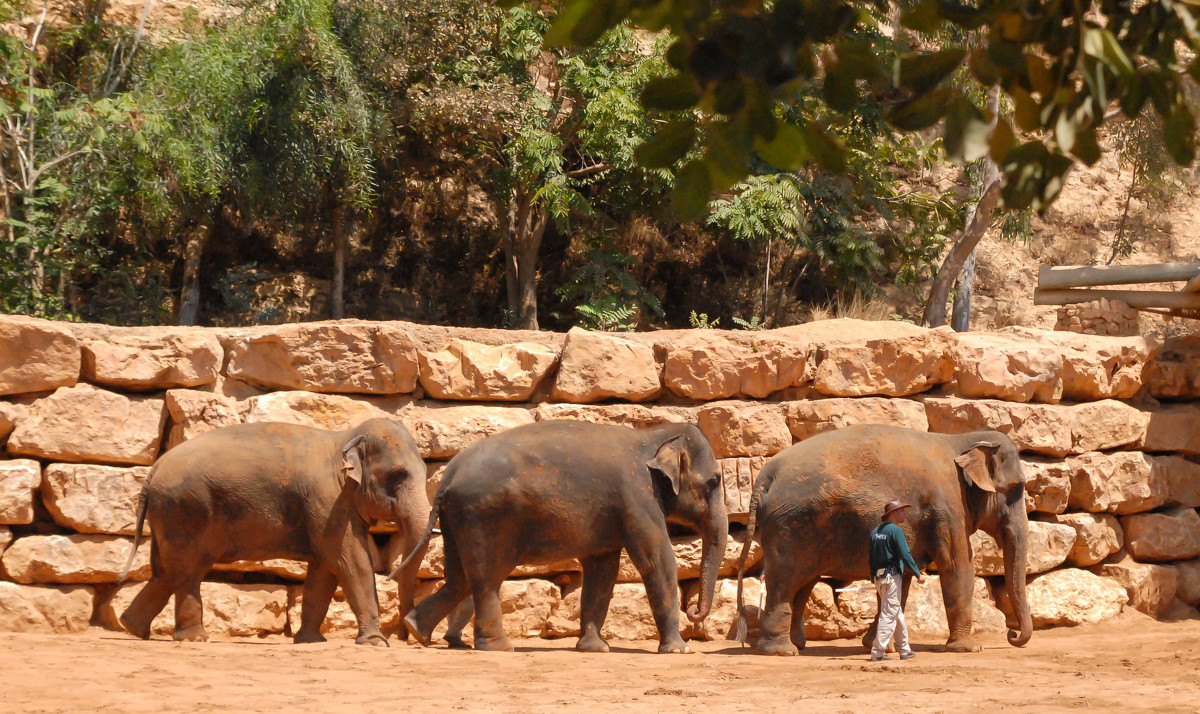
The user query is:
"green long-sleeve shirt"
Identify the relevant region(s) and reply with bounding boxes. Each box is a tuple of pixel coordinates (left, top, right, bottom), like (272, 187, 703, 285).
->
(869, 522, 921, 578)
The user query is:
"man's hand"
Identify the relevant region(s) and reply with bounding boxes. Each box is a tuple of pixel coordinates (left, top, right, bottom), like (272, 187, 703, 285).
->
(916, 575, 925, 584)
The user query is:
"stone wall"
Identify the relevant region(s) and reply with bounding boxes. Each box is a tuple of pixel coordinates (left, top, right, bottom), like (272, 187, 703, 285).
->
(2, 314, 1199, 641)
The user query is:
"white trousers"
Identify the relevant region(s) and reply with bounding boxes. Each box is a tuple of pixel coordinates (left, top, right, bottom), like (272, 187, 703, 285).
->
(871, 573, 912, 657)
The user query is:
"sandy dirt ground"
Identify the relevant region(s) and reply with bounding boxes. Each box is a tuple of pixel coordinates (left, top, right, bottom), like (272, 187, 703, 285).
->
(4, 612, 1200, 713)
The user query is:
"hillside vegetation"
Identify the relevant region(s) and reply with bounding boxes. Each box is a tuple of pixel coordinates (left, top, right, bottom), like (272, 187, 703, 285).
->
(2, 0, 1197, 332)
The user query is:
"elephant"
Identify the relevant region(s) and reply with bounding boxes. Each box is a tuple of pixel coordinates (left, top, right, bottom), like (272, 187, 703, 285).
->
(732, 424, 1032, 656)
(117, 417, 430, 646)
(394, 420, 729, 653)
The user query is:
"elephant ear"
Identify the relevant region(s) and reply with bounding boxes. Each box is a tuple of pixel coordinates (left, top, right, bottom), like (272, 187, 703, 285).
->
(955, 441, 1000, 493)
(341, 435, 366, 487)
(648, 435, 687, 495)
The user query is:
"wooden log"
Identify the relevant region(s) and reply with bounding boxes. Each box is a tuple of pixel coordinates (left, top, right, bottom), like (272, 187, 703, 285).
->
(1034, 288, 1200, 310)
(1039, 262, 1200, 289)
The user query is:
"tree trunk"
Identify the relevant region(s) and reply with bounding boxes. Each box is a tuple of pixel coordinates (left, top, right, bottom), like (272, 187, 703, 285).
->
(922, 180, 1002, 327)
(504, 188, 546, 330)
(331, 203, 346, 320)
(949, 86, 1002, 332)
(177, 217, 210, 326)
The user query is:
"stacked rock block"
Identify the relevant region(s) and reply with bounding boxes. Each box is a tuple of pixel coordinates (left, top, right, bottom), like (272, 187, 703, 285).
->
(1055, 298, 1141, 337)
(2, 314, 1199, 641)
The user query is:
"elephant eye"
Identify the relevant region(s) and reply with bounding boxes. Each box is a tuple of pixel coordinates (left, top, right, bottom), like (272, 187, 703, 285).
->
(706, 476, 720, 492)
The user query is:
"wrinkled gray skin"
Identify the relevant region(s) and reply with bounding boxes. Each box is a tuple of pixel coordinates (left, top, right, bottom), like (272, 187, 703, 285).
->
(398, 420, 728, 654)
(118, 418, 429, 646)
(733, 424, 1032, 655)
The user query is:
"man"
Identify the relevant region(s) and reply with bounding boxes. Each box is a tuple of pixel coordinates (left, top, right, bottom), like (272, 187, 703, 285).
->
(868, 499, 924, 662)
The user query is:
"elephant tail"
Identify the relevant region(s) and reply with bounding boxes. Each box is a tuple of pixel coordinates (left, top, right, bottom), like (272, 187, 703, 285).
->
(118, 466, 155, 583)
(729, 470, 774, 645)
(388, 490, 441, 580)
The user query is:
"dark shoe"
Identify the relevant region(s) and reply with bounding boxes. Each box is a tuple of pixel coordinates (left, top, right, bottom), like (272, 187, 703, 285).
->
(900, 652, 916, 660)
(869, 654, 891, 662)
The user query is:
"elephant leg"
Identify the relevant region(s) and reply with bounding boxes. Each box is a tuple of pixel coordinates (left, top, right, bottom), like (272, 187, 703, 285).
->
(404, 532, 471, 647)
(757, 544, 801, 657)
(576, 551, 620, 653)
(442, 597, 474, 649)
(338, 545, 388, 647)
(789, 581, 817, 652)
(626, 534, 689, 654)
(173, 573, 208, 642)
(119, 575, 171, 640)
(941, 568, 980, 652)
(469, 574, 513, 652)
(294, 566, 338, 644)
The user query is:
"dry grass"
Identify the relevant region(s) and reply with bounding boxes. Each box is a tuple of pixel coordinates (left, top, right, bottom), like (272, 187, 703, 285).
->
(803, 293, 897, 323)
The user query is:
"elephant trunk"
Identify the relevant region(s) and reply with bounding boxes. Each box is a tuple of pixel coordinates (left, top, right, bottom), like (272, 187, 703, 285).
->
(392, 485, 432, 618)
(1001, 505, 1032, 647)
(687, 495, 728, 624)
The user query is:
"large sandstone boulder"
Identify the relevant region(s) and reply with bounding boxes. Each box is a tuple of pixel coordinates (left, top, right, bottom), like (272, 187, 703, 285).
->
(240, 390, 393, 431)
(904, 575, 1008, 636)
(7, 384, 167, 466)
(0, 459, 41, 524)
(923, 397, 1147, 457)
(418, 339, 558, 401)
(1121, 507, 1200, 562)
(0, 315, 79, 396)
(1044, 513, 1124, 567)
(497, 579, 562, 638)
(1003, 327, 1149, 400)
(1174, 559, 1200, 605)
(1142, 404, 1200, 455)
(401, 404, 534, 460)
(0, 582, 93, 633)
(662, 332, 810, 400)
(784, 398, 927, 441)
(696, 402, 791, 459)
(998, 568, 1127, 627)
(1096, 552, 1178, 617)
(81, 331, 222, 391)
(782, 320, 954, 397)
(1157, 455, 1200, 509)
(551, 328, 661, 403)
(41, 463, 150, 535)
(970, 522, 1075, 576)
(720, 457, 767, 515)
(1067, 451, 1163, 515)
(286, 575, 402, 637)
(533, 403, 695, 427)
(615, 532, 762, 583)
(802, 580, 878, 639)
(0, 534, 150, 583)
(1021, 458, 1071, 514)
(105, 581, 288, 637)
(0, 526, 11, 556)
(1142, 334, 1200, 399)
(211, 559, 307, 581)
(164, 389, 241, 449)
(949, 332, 1064, 403)
(0, 402, 26, 444)
(546, 582, 685, 640)
(225, 322, 419, 394)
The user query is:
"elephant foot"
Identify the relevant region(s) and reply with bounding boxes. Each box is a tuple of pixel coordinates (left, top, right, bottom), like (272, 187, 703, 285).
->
(174, 626, 209, 643)
(402, 613, 433, 647)
(119, 612, 151, 640)
(474, 635, 514, 652)
(355, 633, 389, 647)
(292, 630, 327, 645)
(444, 635, 471, 650)
(657, 638, 691, 654)
(756, 639, 799, 657)
(576, 633, 610, 653)
(945, 639, 982, 653)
